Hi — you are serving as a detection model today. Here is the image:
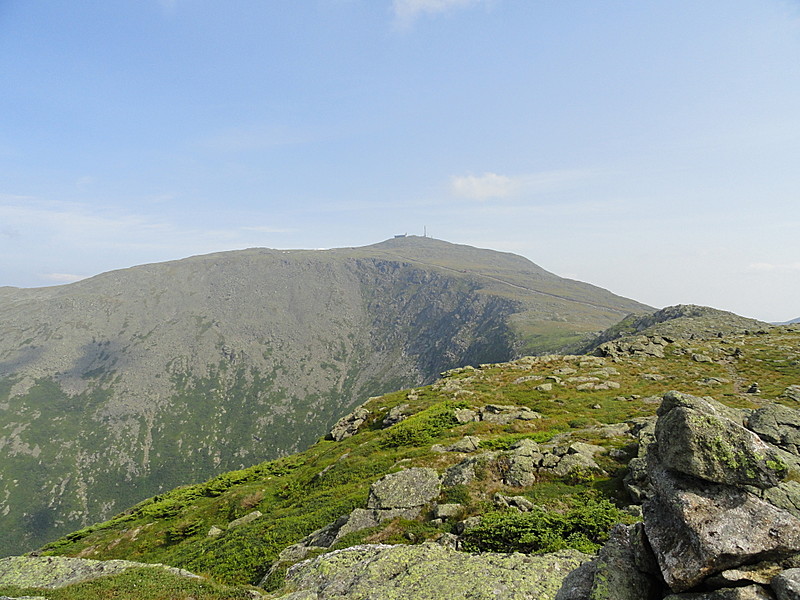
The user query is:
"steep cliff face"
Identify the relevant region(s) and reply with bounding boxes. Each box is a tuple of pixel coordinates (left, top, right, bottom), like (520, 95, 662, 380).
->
(0, 238, 649, 554)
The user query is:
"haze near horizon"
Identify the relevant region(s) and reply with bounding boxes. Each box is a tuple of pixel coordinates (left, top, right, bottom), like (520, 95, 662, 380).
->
(2, 1, 799, 322)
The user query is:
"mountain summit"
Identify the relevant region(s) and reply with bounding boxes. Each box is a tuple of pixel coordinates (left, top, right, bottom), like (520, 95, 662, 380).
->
(0, 237, 649, 553)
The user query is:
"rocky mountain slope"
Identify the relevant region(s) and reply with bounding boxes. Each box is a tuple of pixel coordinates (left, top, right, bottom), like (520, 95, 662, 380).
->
(0, 237, 649, 554)
(2, 316, 795, 599)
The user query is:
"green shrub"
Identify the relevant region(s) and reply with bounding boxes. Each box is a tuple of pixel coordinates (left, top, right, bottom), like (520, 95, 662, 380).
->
(380, 401, 466, 448)
(460, 495, 626, 554)
(478, 430, 563, 450)
(440, 484, 471, 505)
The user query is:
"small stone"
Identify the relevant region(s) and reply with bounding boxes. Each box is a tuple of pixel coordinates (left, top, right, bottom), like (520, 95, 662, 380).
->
(207, 525, 223, 537)
(692, 353, 714, 363)
(454, 408, 478, 423)
(433, 503, 463, 519)
(535, 383, 553, 392)
(228, 510, 262, 529)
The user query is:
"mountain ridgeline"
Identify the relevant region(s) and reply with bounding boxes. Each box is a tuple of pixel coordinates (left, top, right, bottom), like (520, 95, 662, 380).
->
(0, 237, 649, 554)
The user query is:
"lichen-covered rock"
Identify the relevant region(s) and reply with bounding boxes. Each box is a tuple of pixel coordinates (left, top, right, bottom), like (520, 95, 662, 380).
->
(228, 510, 262, 529)
(772, 567, 800, 600)
(747, 404, 800, 455)
(657, 391, 746, 426)
(555, 524, 663, 600)
(366, 468, 440, 509)
(643, 464, 800, 592)
(381, 404, 411, 428)
(752, 480, 800, 519)
(0, 556, 199, 589)
(550, 452, 603, 477)
(328, 406, 370, 442)
(655, 393, 785, 488)
(274, 543, 590, 600)
(478, 404, 540, 424)
(432, 435, 481, 453)
(432, 503, 463, 519)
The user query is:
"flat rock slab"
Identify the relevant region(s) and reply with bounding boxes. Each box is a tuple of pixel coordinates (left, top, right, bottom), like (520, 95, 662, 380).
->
(275, 543, 590, 600)
(0, 556, 199, 589)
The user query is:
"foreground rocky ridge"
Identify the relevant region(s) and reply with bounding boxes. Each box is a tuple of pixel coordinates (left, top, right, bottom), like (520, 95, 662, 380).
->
(558, 391, 800, 599)
(0, 237, 649, 554)
(1, 321, 797, 599)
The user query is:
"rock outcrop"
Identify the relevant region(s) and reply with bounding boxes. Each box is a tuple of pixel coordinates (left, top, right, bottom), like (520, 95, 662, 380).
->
(0, 556, 199, 589)
(260, 468, 442, 587)
(562, 391, 800, 599)
(273, 543, 590, 600)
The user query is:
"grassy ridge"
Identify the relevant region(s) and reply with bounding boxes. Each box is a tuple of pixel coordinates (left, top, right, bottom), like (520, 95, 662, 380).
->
(31, 325, 800, 600)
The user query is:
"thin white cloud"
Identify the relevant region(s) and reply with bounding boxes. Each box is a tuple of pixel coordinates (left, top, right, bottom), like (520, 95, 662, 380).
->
(241, 226, 298, 234)
(747, 262, 800, 272)
(42, 273, 88, 284)
(449, 169, 595, 201)
(393, 0, 487, 25)
(451, 172, 515, 200)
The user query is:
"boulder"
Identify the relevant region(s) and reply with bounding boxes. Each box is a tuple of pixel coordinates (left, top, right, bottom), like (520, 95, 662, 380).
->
(757, 480, 800, 519)
(747, 404, 800, 455)
(556, 524, 662, 600)
(643, 464, 800, 591)
(772, 567, 800, 600)
(432, 503, 463, 519)
(784, 386, 800, 402)
(550, 452, 602, 478)
(381, 403, 411, 428)
(328, 406, 370, 441)
(366, 468, 440, 509)
(655, 393, 785, 488)
(274, 543, 590, 600)
(454, 408, 478, 423)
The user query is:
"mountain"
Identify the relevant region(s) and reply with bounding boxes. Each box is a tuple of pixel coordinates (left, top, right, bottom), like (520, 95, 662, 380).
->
(13, 318, 798, 599)
(0, 236, 650, 554)
(774, 317, 800, 325)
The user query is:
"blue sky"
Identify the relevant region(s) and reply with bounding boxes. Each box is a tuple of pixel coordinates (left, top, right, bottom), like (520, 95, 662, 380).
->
(2, 0, 799, 322)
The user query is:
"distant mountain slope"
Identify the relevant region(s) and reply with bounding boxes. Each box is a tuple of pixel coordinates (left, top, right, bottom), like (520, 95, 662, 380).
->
(773, 317, 800, 325)
(0, 236, 650, 554)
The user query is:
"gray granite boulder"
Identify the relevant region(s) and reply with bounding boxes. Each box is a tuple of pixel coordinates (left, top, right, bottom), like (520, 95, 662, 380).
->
(366, 467, 440, 509)
(328, 406, 370, 441)
(747, 403, 800, 455)
(656, 393, 785, 488)
(643, 464, 800, 592)
(772, 567, 800, 600)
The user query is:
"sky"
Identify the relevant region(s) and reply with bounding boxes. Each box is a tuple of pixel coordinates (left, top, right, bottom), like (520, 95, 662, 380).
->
(1, 0, 799, 322)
